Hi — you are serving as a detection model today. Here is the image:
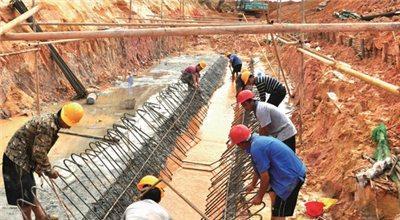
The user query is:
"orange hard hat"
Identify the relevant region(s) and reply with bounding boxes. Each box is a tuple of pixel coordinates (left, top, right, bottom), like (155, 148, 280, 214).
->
(60, 102, 84, 127)
(240, 69, 252, 84)
(198, 60, 207, 69)
(237, 90, 255, 104)
(229, 124, 251, 145)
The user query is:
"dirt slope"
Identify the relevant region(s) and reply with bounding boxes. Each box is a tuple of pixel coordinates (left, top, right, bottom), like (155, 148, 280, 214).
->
(0, 0, 209, 117)
(268, 0, 400, 218)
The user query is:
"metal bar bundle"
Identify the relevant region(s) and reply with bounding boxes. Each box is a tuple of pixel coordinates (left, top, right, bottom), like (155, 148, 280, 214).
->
(32, 57, 227, 219)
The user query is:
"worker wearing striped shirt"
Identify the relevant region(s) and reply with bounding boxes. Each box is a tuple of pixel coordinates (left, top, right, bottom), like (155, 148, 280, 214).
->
(237, 69, 286, 107)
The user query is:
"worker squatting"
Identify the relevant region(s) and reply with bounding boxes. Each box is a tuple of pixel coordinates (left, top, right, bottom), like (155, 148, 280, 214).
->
(3, 54, 306, 220)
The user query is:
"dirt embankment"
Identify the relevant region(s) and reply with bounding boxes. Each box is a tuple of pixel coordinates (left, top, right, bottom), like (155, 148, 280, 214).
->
(269, 0, 400, 218)
(0, 0, 208, 118)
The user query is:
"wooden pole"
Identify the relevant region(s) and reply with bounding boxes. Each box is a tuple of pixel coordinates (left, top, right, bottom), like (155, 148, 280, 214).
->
(299, 0, 306, 146)
(20, 22, 259, 27)
(278, 0, 282, 22)
(3, 22, 400, 41)
(298, 48, 400, 96)
(270, 34, 293, 97)
(0, 5, 41, 35)
(32, 0, 40, 115)
(275, 36, 298, 45)
(0, 48, 39, 57)
(129, 0, 133, 23)
(27, 38, 82, 46)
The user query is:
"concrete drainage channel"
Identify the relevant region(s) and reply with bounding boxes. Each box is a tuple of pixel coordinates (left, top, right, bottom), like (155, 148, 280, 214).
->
(26, 56, 227, 219)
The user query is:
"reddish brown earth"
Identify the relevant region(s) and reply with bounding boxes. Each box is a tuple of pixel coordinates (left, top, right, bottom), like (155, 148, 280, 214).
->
(0, 0, 213, 118)
(268, 0, 400, 219)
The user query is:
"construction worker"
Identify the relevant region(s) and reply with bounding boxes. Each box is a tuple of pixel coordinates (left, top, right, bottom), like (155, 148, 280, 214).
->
(123, 175, 171, 220)
(237, 90, 297, 152)
(180, 61, 207, 90)
(226, 53, 242, 79)
(2, 102, 84, 220)
(236, 69, 286, 107)
(229, 124, 306, 219)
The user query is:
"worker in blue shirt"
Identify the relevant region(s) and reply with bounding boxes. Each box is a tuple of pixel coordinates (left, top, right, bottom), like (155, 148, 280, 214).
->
(229, 124, 306, 219)
(226, 53, 242, 80)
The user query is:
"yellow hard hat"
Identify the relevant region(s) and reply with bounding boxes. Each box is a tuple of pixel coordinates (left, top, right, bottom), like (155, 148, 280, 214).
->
(137, 175, 164, 197)
(199, 60, 207, 69)
(60, 102, 84, 127)
(241, 69, 252, 84)
(225, 52, 231, 57)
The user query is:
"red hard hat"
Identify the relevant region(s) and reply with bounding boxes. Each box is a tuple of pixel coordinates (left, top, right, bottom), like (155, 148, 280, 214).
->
(229, 124, 251, 144)
(237, 90, 254, 104)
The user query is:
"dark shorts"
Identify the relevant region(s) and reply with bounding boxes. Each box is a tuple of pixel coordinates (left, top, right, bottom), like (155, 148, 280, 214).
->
(180, 73, 194, 87)
(272, 179, 304, 217)
(2, 154, 36, 206)
(232, 64, 242, 73)
(283, 135, 296, 153)
(267, 85, 286, 107)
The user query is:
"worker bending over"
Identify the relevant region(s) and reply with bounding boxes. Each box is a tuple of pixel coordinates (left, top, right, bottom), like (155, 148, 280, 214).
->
(229, 124, 306, 220)
(180, 61, 207, 90)
(237, 90, 297, 152)
(123, 175, 171, 220)
(226, 53, 242, 80)
(236, 69, 286, 107)
(2, 102, 84, 220)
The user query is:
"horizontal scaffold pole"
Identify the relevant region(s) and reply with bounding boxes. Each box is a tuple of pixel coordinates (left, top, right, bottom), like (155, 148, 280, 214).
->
(2, 22, 400, 41)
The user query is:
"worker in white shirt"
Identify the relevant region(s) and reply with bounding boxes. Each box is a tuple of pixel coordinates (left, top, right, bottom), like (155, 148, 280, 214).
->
(123, 175, 171, 220)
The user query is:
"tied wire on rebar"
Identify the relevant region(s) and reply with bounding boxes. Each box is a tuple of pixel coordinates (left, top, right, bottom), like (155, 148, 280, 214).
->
(205, 95, 266, 219)
(27, 57, 227, 219)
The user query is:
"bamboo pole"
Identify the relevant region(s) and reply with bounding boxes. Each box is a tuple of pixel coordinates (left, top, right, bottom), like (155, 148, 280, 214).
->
(27, 38, 82, 46)
(298, 0, 306, 146)
(275, 36, 298, 45)
(20, 22, 258, 27)
(32, 0, 40, 115)
(0, 5, 41, 35)
(129, 0, 133, 23)
(0, 48, 39, 57)
(270, 34, 293, 97)
(3, 22, 400, 41)
(298, 48, 400, 96)
(0, 5, 41, 36)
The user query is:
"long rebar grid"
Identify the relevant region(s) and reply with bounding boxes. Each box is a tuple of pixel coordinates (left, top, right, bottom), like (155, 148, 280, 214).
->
(205, 104, 264, 219)
(31, 57, 227, 219)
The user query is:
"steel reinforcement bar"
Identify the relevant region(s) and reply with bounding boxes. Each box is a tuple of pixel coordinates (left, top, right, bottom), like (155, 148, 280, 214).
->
(205, 100, 264, 219)
(31, 56, 227, 219)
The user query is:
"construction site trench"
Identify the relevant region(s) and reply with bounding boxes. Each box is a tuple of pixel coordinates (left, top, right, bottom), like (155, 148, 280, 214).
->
(1, 54, 234, 219)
